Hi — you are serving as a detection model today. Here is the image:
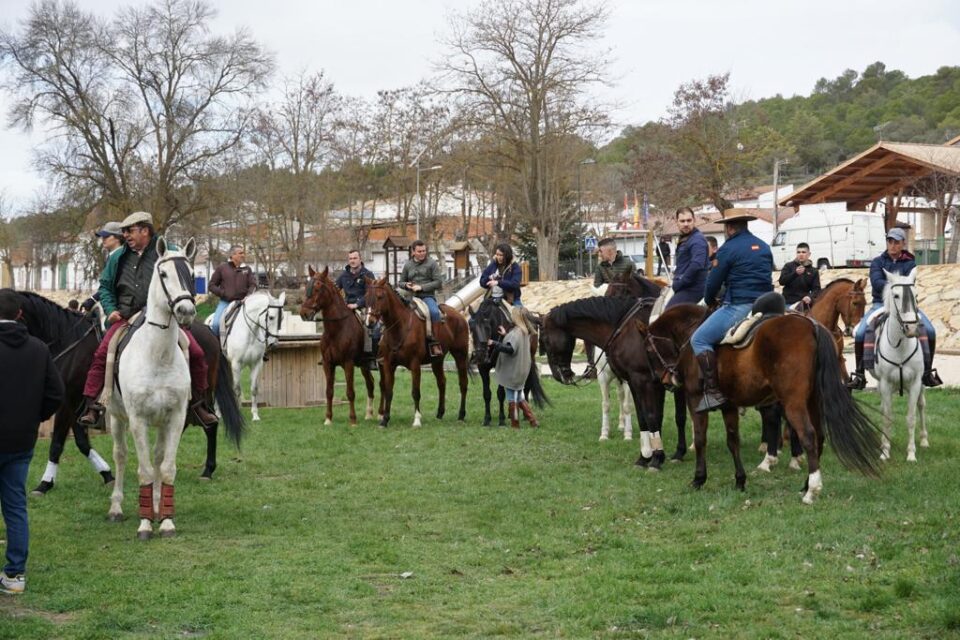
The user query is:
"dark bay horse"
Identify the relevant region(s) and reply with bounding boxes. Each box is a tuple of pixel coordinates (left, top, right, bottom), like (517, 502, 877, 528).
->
(364, 277, 470, 428)
(299, 266, 377, 426)
(469, 297, 547, 426)
(637, 303, 882, 503)
(759, 278, 867, 468)
(540, 294, 685, 470)
(11, 290, 242, 492)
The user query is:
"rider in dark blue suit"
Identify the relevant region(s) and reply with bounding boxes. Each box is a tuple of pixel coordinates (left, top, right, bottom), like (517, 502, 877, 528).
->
(666, 207, 709, 308)
(690, 210, 774, 412)
(847, 227, 941, 389)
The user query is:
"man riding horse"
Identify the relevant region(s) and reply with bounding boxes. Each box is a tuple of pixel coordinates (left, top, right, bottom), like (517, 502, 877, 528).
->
(400, 240, 444, 358)
(691, 209, 774, 412)
(847, 226, 942, 390)
(209, 245, 256, 338)
(77, 211, 218, 428)
(335, 249, 379, 369)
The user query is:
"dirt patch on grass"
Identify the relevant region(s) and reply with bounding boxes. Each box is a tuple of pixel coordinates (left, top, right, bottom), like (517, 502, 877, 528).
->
(0, 597, 76, 624)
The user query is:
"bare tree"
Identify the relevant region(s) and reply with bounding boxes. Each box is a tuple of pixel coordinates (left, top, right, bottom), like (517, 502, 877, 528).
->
(1, 0, 274, 230)
(438, 0, 611, 279)
(909, 172, 960, 263)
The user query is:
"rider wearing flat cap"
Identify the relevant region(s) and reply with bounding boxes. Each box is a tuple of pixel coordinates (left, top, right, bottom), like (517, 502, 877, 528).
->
(77, 211, 217, 428)
(690, 209, 774, 412)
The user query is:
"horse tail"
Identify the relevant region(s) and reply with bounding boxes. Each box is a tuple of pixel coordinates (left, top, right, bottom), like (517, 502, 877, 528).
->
(524, 359, 551, 409)
(813, 322, 881, 477)
(214, 351, 246, 448)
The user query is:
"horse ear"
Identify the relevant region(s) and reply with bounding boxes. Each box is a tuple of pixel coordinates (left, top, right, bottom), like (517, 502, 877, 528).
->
(377, 276, 387, 285)
(278, 291, 286, 306)
(321, 265, 329, 279)
(855, 278, 867, 290)
(184, 238, 197, 262)
(157, 236, 167, 257)
(308, 265, 316, 277)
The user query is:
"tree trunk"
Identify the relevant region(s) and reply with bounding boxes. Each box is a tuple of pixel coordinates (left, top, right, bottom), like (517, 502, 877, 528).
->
(535, 228, 560, 281)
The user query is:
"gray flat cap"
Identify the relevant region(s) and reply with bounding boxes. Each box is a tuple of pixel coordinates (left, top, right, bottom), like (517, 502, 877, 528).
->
(120, 211, 153, 229)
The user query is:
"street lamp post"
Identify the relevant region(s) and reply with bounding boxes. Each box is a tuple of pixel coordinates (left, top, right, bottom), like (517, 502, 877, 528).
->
(415, 162, 443, 239)
(772, 158, 789, 240)
(577, 158, 596, 277)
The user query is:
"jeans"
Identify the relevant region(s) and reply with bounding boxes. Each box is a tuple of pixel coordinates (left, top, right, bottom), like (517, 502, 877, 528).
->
(421, 296, 441, 323)
(505, 387, 523, 403)
(210, 300, 230, 337)
(691, 303, 753, 355)
(0, 449, 33, 575)
(854, 302, 936, 343)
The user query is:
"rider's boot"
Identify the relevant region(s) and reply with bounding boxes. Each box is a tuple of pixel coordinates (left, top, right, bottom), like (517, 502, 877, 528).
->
(508, 402, 521, 429)
(518, 401, 539, 428)
(846, 339, 867, 390)
(189, 390, 219, 428)
(922, 334, 943, 387)
(428, 337, 443, 358)
(695, 351, 727, 413)
(77, 395, 105, 427)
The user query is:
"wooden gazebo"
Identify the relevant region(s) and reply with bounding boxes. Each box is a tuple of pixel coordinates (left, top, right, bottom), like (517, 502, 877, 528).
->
(382, 236, 413, 287)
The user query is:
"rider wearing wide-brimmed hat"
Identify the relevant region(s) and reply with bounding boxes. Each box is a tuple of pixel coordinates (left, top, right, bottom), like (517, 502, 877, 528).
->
(847, 226, 942, 390)
(77, 211, 217, 428)
(690, 209, 774, 412)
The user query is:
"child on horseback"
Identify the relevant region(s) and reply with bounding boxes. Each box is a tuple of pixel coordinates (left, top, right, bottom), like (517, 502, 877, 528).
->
(847, 227, 942, 389)
(488, 306, 539, 429)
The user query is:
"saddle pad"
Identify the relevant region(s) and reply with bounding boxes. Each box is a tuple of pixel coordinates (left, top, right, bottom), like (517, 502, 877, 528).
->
(719, 312, 781, 350)
(867, 308, 888, 330)
(409, 297, 433, 338)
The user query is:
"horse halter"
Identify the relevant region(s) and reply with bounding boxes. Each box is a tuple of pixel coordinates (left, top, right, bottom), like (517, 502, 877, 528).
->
(887, 283, 919, 340)
(149, 255, 196, 329)
(244, 298, 285, 342)
(643, 332, 682, 391)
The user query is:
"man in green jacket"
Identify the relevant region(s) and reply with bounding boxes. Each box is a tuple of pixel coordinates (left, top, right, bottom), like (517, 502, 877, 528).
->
(593, 237, 636, 287)
(400, 240, 444, 356)
(77, 211, 217, 428)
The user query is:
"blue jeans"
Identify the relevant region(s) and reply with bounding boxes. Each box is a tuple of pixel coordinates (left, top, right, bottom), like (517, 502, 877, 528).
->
(211, 300, 230, 337)
(691, 303, 752, 355)
(0, 448, 33, 575)
(505, 388, 523, 402)
(421, 296, 441, 323)
(855, 302, 936, 343)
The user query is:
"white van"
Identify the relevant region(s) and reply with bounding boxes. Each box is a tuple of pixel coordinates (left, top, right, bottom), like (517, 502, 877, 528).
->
(771, 203, 886, 270)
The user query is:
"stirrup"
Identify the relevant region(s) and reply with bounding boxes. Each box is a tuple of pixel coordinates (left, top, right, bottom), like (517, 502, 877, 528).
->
(846, 371, 867, 391)
(696, 391, 726, 413)
(190, 401, 219, 428)
(922, 369, 943, 388)
(78, 401, 105, 427)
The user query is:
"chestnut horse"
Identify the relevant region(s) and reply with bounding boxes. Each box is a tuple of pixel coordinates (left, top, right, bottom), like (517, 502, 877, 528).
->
(364, 277, 470, 428)
(637, 303, 881, 503)
(299, 266, 377, 426)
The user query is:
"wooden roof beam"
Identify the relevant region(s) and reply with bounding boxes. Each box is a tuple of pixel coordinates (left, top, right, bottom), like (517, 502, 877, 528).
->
(811, 153, 898, 203)
(848, 167, 932, 209)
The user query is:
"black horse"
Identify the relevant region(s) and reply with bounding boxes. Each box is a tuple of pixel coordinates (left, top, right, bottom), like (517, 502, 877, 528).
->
(469, 298, 548, 426)
(11, 290, 242, 494)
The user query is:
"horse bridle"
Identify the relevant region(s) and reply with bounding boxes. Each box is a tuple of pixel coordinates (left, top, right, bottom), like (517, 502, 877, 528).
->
(148, 255, 196, 329)
(305, 279, 356, 323)
(242, 297, 285, 343)
(886, 283, 919, 344)
(560, 297, 654, 386)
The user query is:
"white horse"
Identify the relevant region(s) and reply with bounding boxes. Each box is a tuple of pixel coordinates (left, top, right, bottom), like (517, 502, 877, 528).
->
(209, 290, 285, 422)
(596, 350, 634, 441)
(870, 269, 927, 462)
(107, 237, 198, 540)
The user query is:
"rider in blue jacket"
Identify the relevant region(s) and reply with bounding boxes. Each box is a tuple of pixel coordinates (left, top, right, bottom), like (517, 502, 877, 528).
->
(847, 227, 942, 389)
(690, 210, 774, 412)
(666, 207, 709, 308)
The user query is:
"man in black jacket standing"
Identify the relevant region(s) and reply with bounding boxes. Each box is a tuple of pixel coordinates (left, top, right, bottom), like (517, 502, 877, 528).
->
(0, 289, 64, 595)
(778, 242, 821, 309)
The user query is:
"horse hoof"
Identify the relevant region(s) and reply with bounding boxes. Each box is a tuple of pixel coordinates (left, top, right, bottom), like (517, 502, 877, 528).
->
(624, 435, 633, 441)
(137, 530, 152, 541)
(108, 513, 124, 523)
(199, 473, 213, 481)
(647, 466, 659, 473)
(31, 480, 54, 496)
(436, 411, 444, 420)
(323, 418, 332, 426)
(252, 415, 261, 422)
(599, 435, 609, 441)
(671, 450, 686, 462)
(690, 479, 705, 490)
(651, 451, 666, 469)
(458, 411, 466, 421)
(635, 455, 652, 468)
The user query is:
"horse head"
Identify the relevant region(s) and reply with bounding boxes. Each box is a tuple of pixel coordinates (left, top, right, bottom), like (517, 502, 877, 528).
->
(364, 276, 398, 320)
(470, 298, 510, 364)
(883, 268, 920, 337)
(152, 237, 197, 328)
(264, 291, 286, 348)
(840, 278, 868, 328)
(300, 265, 338, 321)
(540, 310, 577, 385)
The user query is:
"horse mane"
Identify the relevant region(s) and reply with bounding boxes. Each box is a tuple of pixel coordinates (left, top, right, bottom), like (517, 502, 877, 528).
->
(13, 290, 94, 343)
(822, 277, 854, 292)
(550, 296, 638, 328)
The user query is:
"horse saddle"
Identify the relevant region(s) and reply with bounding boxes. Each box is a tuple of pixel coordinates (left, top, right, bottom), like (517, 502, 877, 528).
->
(719, 293, 786, 350)
(103, 312, 191, 404)
(218, 301, 243, 346)
(408, 297, 444, 337)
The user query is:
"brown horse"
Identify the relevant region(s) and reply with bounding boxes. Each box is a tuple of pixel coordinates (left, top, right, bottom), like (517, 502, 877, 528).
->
(364, 276, 470, 428)
(636, 303, 881, 503)
(299, 266, 377, 426)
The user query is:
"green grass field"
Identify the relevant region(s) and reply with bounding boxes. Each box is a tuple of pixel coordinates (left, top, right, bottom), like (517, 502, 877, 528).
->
(2, 374, 958, 639)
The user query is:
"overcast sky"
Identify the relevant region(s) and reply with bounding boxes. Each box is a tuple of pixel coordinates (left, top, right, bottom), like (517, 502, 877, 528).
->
(1, 0, 958, 214)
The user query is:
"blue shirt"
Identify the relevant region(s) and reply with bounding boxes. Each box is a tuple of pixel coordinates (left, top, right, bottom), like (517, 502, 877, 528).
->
(335, 265, 376, 308)
(704, 229, 774, 305)
(671, 228, 709, 296)
(869, 250, 916, 303)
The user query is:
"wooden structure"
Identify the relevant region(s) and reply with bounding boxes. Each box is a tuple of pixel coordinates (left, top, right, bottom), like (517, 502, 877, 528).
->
(382, 236, 413, 287)
(449, 241, 471, 280)
(257, 338, 326, 407)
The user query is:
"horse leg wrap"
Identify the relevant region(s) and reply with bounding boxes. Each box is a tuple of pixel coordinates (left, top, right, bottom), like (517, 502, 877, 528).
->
(160, 483, 175, 520)
(138, 484, 154, 521)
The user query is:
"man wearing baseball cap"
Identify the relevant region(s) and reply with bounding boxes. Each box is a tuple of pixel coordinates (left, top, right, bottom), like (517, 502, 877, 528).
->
(848, 226, 942, 389)
(77, 211, 218, 428)
(94, 221, 124, 257)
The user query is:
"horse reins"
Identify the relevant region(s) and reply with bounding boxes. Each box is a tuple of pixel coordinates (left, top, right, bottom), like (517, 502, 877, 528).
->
(570, 297, 655, 386)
